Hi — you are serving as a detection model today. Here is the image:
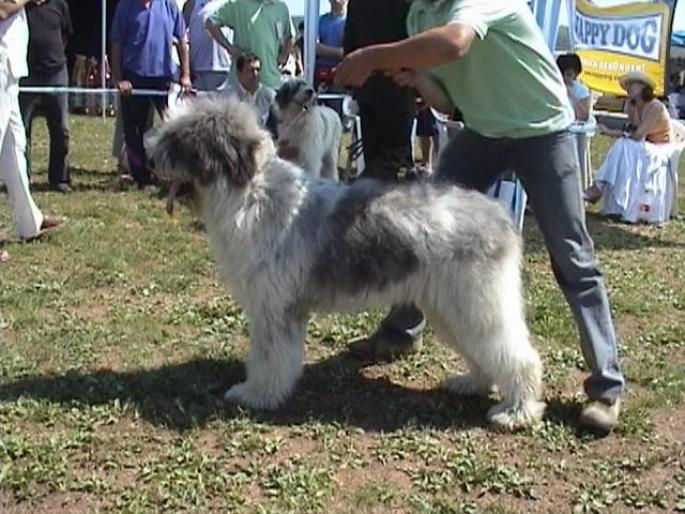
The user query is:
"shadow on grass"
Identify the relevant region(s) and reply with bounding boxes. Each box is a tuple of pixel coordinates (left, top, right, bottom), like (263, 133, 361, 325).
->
(29, 167, 120, 193)
(522, 211, 685, 254)
(0, 354, 583, 434)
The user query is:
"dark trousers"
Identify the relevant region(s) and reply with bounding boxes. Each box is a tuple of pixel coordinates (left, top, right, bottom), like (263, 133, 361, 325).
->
(358, 102, 414, 182)
(120, 73, 170, 186)
(357, 101, 424, 335)
(19, 66, 70, 185)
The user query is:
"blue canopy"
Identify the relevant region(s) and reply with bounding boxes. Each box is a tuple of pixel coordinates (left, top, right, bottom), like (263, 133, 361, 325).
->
(672, 30, 685, 47)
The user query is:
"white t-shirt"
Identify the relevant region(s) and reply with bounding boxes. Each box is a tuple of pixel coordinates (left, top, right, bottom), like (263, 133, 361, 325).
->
(569, 80, 590, 103)
(191, 0, 232, 73)
(0, 8, 28, 80)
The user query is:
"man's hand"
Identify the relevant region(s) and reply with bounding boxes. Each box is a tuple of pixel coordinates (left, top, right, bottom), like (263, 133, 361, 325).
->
(116, 80, 133, 96)
(385, 68, 419, 88)
(0, 0, 42, 20)
(179, 74, 192, 94)
(334, 48, 376, 88)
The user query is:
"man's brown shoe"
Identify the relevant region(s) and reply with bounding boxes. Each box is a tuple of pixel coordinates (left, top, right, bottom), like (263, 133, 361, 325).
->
(580, 398, 621, 434)
(348, 330, 422, 363)
(25, 216, 67, 242)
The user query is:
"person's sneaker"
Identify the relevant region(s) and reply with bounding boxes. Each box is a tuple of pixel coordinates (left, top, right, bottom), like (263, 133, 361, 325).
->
(348, 330, 422, 363)
(50, 183, 72, 194)
(583, 183, 604, 204)
(580, 398, 621, 434)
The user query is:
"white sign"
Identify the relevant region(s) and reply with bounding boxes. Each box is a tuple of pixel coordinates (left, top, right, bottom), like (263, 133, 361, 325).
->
(574, 10, 664, 61)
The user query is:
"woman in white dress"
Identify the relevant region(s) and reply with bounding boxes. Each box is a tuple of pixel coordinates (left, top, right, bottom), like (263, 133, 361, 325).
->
(585, 71, 673, 224)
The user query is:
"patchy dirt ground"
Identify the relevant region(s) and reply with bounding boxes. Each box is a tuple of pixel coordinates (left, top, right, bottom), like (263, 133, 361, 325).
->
(1, 118, 684, 513)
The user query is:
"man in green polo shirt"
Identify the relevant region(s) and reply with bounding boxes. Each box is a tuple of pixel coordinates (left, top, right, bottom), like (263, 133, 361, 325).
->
(335, 0, 625, 434)
(206, 0, 295, 89)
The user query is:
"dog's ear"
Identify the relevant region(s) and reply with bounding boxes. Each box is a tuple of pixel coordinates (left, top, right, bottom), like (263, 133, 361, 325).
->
(161, 117, 260, 188)
(219, 135, 259, 187)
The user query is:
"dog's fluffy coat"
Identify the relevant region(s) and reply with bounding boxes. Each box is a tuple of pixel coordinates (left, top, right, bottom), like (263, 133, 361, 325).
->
(271, 80, 342, 180)
(146, 98, 545, 430)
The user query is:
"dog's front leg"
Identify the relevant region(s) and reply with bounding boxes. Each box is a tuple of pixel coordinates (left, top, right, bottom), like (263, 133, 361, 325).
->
(225, 313, 306, 410)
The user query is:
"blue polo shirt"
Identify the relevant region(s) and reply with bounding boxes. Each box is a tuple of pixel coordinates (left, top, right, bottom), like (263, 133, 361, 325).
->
(111, 0, 185, 78)
(317, 12, 345, 67)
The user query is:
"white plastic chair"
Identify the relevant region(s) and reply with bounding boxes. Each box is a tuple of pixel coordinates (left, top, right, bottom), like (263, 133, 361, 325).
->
(316, 93, 365, 177)
(568, 118, 597, 191)
(432, 108, 528, 231)
(666, 120, 685, 217)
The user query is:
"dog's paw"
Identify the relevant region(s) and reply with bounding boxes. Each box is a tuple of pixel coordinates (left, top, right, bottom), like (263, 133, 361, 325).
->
(445, 372, 496, 397)
(486, 400, 546, 431)
(224, 382, 282, 410)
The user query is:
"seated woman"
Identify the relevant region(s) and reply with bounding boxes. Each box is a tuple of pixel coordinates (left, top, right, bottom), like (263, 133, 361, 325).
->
(557, 53, 591, 122)
(584, 71, 673, 224)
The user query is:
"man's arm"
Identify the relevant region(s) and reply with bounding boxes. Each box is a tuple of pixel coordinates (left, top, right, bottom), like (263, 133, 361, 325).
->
(182, 0, 194, 26)
(61, 0, 73, 48)
(177, 35, 192, 91)
(278, 37, 293, 67)
(335, 23, 476, 87)
(110, 42, 132, 95)
(205, 18, 242, 57)
(574, 97, 591, 122)
(387, 69, 454, 114)
(277, 9, 296, 67)
(0, 0, 35, 20)
(569, 85, 591, 122)
(316, 43, 343, 60)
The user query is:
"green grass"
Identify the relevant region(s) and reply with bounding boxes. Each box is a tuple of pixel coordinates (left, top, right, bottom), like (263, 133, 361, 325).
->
(1, 115, 684, 513)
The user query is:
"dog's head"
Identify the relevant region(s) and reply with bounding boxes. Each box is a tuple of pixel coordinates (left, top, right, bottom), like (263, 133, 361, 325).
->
(270, 79, 316, 124)
(145, 97, 274, 215)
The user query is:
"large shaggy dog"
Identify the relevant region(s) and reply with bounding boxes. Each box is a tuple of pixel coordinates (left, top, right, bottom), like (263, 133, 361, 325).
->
(145, 98, 545, 430)
(269, 80, 342, 181)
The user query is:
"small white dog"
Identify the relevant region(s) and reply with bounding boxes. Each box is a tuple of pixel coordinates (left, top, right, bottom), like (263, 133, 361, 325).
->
(146, 98, 545, 430)
(270, 79, 342, 181)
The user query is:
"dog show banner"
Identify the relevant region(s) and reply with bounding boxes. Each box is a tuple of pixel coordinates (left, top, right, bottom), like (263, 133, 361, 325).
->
(572, 0, 678, 96)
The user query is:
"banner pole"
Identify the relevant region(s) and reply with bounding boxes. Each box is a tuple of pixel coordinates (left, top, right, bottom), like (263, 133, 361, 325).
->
(101, 0, 107, 122)
(664, 0, 680, 96)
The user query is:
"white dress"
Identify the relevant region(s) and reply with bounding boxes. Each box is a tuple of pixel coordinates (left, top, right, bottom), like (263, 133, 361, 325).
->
(596, 137, 671, 224)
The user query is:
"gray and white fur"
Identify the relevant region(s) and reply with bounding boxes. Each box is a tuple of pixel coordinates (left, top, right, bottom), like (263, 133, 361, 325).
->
(271, 79, 342, 181)
(145, 97, 545, 430)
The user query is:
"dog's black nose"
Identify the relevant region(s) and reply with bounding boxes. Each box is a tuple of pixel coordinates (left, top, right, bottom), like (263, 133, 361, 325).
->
(147, 156, 156, 171)
(304, 87, 315, 99)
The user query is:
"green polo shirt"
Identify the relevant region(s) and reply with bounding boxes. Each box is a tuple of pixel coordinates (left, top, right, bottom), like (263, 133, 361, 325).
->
(407, 0, 573, 138)
(210, 0, 295, 89)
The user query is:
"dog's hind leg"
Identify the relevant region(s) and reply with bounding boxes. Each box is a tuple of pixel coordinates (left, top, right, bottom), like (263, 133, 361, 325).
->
(427, 312, 495, 397)
(432, 256, 545, 430)
(224, 312, 306, 410)
(477, 254, 545, 430)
